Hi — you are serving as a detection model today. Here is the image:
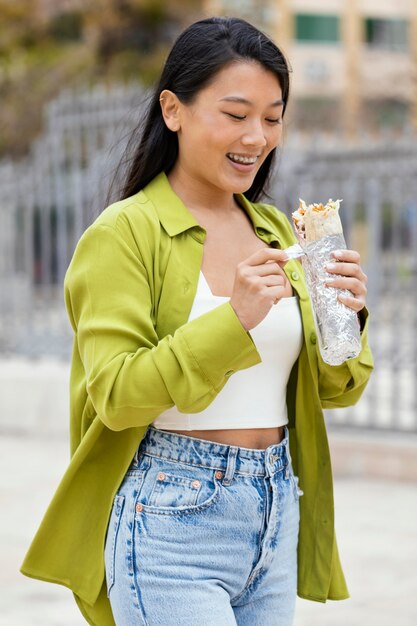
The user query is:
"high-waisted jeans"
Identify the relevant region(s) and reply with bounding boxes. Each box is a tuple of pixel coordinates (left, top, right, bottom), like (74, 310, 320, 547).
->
(104, 425, 303, 626)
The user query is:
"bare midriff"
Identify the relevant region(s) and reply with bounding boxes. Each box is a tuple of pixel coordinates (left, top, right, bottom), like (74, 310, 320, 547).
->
(163, 426, 286, 449)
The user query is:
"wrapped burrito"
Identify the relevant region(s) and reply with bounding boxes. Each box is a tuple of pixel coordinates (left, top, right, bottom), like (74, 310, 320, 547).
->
(291, 198, 361, 366)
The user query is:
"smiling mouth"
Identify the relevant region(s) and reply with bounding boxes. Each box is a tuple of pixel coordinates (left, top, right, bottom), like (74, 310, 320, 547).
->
(226, 153, 260, 165)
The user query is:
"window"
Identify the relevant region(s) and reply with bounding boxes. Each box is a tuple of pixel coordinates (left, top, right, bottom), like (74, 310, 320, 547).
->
(295, 14, 340, 43)
(293, 97, 341, 131)
(365, 18, 408, 52)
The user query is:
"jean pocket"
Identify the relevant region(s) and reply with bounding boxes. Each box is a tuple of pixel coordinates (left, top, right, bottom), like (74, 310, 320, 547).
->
(135, 457, 221, 516)
(104, 494, 125, 597)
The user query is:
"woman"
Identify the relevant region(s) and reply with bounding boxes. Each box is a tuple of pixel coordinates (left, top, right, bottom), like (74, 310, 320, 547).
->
(21, 16, 373, 626)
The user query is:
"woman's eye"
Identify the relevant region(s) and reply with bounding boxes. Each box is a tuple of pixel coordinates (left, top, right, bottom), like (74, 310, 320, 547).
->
(225, 113, 246, 120)
(224, 112, 282, 124)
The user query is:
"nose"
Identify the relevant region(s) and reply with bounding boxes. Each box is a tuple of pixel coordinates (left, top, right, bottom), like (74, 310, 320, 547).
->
(241, 120, 267, 149)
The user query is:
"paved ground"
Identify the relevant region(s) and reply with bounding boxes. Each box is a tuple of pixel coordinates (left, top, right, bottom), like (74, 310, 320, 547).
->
(1, 433, 417, 626)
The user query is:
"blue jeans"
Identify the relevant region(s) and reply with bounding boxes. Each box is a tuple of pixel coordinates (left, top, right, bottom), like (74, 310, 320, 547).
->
(104, 425, 302, 626)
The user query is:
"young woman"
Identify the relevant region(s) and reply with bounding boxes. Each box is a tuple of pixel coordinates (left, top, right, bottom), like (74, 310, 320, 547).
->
(21, 16, 373, 626)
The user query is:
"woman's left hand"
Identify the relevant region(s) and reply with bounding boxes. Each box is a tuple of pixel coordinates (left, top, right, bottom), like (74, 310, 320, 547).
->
(324, 249, 367, 313)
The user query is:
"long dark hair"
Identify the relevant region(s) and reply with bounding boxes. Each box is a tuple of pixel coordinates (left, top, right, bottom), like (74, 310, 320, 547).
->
(108, 16, 291, 205)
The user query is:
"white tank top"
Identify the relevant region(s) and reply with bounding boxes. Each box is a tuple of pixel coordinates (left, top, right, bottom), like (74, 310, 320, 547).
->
(152, 271, 303, 431)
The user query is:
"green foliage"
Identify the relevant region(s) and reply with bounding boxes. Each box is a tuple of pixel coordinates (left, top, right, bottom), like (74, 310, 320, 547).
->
(48, 11, 84, 42)
(0, 0, 203, 159)
(104, 46, 168, 84)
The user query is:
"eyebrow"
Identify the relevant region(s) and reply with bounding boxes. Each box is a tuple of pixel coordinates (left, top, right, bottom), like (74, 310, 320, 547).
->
(218, 96, 284, 106)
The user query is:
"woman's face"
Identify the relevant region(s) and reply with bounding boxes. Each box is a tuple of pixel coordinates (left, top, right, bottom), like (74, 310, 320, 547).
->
(162, 61, 284, 195)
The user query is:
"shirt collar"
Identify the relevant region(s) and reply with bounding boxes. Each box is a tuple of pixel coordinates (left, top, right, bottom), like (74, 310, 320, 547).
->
(142, 171, 201, 237)
(143, 170, 278, 241)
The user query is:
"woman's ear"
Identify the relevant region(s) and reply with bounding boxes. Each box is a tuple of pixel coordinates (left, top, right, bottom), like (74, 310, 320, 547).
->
(159, 90, 181, 132)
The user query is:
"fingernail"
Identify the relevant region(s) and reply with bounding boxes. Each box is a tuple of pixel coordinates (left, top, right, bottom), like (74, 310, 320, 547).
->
(325, 278, 335, 285)
(332, 250, 342, 258)
(326, 263, 337, 271)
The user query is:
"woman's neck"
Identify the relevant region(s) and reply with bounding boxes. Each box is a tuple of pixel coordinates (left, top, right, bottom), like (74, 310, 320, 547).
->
(167, 165, 236, 215)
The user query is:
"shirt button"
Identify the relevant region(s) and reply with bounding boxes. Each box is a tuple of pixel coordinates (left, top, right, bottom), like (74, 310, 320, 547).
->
(225, 370, 234, 378)
(136, 503, 143, 513)
(157, 472, 166, 481)
(310, 332, 317, 344)
(215, 470, 223, 479)
(291, 271, 299, 281)
(192, 480, 201, 489)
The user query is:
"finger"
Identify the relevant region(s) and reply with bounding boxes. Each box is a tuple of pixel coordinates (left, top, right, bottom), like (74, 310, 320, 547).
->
(239, 272, 286, 291)
(337, 293, 366, 312)
(265, 284, 290, 306)
(261, 273, 286, 288)
(325, 276, 367, 297)
(244, 247, 290, 268)
(325, 261, 367, 283)
(331, 249, 360, 263)
(248, 262, 288, 278)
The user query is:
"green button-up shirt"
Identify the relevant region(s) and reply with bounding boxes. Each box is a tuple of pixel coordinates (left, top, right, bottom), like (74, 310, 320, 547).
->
(21, 171, 374, 625)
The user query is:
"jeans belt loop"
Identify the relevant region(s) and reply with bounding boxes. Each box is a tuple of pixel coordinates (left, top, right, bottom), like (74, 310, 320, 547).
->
(222, 446, 238, 486)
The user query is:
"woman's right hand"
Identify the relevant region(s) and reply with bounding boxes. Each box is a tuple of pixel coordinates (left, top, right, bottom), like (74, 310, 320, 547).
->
(229, 248, 291, 331)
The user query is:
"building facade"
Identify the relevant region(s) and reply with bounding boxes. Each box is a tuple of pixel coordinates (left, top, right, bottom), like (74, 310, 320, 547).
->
(204, 0, 417, 138)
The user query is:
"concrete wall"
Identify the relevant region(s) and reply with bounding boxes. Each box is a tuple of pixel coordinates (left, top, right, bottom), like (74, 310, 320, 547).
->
(0, 358, 70, 436)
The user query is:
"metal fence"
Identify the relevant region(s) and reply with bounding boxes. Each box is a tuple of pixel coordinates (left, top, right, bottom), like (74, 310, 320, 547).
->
(0, 83, 416, 432)
(0, 83, 145, 358)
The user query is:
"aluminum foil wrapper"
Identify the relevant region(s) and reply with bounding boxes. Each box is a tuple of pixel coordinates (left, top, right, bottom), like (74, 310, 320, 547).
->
(294, 234, 361, 366)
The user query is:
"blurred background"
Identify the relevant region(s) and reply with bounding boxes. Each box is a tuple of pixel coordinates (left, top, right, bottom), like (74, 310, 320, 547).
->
(0, 1, 416, 625)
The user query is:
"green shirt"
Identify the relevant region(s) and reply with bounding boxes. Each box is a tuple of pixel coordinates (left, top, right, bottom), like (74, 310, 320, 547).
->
(21, 171, 374, 625)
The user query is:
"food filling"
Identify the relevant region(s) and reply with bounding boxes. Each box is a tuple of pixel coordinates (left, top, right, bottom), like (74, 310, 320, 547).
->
(292, 198, 343, 240)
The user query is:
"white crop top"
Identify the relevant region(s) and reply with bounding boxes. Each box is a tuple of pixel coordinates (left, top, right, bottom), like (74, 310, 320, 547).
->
(152, 271, 304, 431)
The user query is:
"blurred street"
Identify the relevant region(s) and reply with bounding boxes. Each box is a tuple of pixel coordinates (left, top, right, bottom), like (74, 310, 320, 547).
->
(1, 432, 416, 626)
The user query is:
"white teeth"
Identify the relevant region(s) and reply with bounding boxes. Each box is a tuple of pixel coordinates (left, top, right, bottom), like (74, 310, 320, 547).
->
(227, 153, 258, 164)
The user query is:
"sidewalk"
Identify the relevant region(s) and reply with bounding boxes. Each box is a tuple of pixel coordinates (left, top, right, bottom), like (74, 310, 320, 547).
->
(1, 433, 416, 626)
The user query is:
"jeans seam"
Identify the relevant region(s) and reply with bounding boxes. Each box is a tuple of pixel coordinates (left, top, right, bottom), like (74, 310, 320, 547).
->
(232, 477, 290, 605)
(131, 516, 150, 626)
(105, 494, 125, 597)
(230, 479, 270, 604)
